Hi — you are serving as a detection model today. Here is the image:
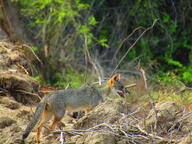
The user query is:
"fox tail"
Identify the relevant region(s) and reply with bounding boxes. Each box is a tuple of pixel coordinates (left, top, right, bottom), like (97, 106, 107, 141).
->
(22, 102, 46, 140)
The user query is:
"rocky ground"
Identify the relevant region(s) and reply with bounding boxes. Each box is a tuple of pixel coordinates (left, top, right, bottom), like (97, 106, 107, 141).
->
(0, 42, 191, 144)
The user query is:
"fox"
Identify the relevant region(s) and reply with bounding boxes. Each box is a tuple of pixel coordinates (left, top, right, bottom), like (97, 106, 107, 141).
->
(22, 74, 127, 143)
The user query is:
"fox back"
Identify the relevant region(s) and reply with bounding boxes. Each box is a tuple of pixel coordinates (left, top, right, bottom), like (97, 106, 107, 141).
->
(46, 84, 103, 113)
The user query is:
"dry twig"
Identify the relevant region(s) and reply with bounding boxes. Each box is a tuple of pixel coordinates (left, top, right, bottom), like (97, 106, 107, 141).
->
(83, 35, 104, 84)
(137, 64, 158, 130)
(22, 44, 43, 65)
(112, 26, 145, 60)
(15, 89, 41, 100)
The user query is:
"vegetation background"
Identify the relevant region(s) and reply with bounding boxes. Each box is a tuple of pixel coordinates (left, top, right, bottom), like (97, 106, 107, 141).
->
(1, 0, 192, 105)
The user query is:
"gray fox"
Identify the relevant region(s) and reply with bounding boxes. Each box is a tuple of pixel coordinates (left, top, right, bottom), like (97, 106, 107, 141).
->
(22, 74, 127, 143)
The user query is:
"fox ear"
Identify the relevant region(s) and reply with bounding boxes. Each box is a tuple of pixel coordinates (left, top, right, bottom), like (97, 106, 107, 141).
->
(107, 74, 121, 86)
(113, 74, 121, 81)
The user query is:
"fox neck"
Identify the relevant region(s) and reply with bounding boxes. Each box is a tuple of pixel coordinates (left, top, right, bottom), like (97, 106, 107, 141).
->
(98, 84, 113, 98)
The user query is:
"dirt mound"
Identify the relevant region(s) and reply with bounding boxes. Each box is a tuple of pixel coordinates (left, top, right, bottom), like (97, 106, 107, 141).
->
(0, 96, 21, 109)
(0, 70, 39, 104)
(65, 100, 191, 144)
(0, 95, 191, 144)
(144, 101, 192, 135)
(0, 97, 24, 143)
(0, 42, 40, 104)
(74, 100, 130, 129)
(143, 101, 182, 132)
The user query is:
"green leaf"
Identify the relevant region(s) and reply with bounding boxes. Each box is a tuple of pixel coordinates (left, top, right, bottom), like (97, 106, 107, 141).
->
(152, 92, 158, 99)
(168, 23, 177, 33)
(140, 39, 147, 47)
(162, 13, 170, 23)
(183, 40, 192, 49)
(88, 16, 97, 26)
(58, 11, 66, 22)
(182, 72, 192, 83)
(77, 3, 89, 9)
(128, 49, 136, 59)
(35, 19, 49, 24)
(31, 46, 38, 52)
(34, 75, 43, 83)
(98, 38, 109, 48)
(167, 59, 183, 68)
(79, 25, 90, 34)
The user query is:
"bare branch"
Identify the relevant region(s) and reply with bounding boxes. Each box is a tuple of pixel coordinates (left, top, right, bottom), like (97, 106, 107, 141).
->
(111, 19, 158, 76)
(83, 35, 104, 84)
(112, 26, 145, 60)
(137, 65, 158, 130)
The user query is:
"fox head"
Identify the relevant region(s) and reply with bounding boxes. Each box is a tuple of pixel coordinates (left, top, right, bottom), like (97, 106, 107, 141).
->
(107, 74, 129, 98)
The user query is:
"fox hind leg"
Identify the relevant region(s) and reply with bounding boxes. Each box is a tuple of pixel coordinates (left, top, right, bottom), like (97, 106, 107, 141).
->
(49, 108, 66, 130)
(49, 116, 62, 130)
(49, 103, 66, 130)
(36, 110, 53, 143)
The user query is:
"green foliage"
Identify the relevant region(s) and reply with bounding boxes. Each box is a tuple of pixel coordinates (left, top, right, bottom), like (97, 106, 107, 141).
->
(31, 46, 38, 52)
(119, 0, 192, 86)
(127, 49, 136, 59)
(157, 63, 192, 87)
(34, 69, 91, 88)
(182, 72, 192, 83)
(98, 38, 109, 48)
(79, 25, 90, 34)
(168, 23, 177, 33)
(34, 75, 44, 84)
(12, 0, 102, 85)
(162, 13, 170, 23)
(181, 66, 192, 84)
(88, 16, 97, 26)
(12, 0, 98, 54)
(53, 68, 93, 88)
(166, 59, 183, 68)
(152, 92, 159, 99)
(182, 91, 192, 104)
(163, 91, 192, 106)
(157, 72, 181, 87)
(12, 0, 192, 88)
